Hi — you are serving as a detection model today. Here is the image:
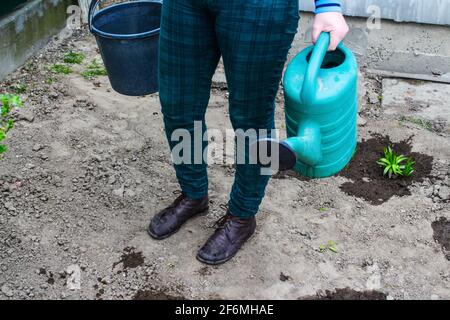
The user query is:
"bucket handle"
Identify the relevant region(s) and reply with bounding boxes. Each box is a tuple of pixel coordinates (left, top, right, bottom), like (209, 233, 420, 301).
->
(88, 0, 163, 33)
(88, 0, 102, 32)
(300, 32, 342, 106)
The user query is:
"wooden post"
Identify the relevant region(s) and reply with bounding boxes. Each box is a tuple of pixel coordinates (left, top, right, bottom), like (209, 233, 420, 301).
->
(78, 0, 90, 24)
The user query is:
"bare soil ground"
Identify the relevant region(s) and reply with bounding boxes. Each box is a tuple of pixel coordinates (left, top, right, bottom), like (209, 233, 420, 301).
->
(0, 29, 449, 300)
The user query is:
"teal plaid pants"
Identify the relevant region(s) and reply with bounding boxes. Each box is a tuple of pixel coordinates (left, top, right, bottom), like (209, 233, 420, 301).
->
(159, 0, 299, 218)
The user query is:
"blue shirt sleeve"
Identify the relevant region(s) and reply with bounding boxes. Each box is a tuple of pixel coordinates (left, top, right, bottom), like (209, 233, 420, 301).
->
(314, 0, 342, 14)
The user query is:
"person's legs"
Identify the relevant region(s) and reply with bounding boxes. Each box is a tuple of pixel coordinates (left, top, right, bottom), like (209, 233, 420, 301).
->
(159, 0, 220, 200)
(148, 0, 220, 240)
(196, 0, 299, 265)
(215, 0, 299, 217)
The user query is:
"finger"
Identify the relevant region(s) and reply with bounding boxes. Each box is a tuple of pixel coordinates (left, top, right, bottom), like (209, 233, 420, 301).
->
(312, 27, 322, 44)
(328, 31, 341, 51)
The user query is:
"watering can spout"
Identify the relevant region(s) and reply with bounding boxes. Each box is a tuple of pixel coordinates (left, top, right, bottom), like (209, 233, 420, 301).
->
(283, 120, 322, 167)
(250, 120, 322, 171)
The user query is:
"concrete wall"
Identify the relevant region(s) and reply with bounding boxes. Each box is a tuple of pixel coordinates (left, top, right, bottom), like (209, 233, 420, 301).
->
(300, 0, 450, 26)
(0, 0, 73, 81)
(291, 12, 450, 77)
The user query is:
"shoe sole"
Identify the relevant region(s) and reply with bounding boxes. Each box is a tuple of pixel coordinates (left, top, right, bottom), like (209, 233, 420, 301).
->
(147, 207, 209, 240)
(195, 233, 255, 265)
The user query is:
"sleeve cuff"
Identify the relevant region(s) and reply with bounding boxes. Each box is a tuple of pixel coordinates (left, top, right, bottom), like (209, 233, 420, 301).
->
(314, 0, 342, 14)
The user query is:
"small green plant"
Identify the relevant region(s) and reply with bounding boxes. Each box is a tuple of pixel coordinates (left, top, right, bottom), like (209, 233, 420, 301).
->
(81, 59, 107, 79)
(377, 146, 415, 178)
(11, 83, 27, 94)
(50, 63, 72, 74)
(319, 241, 338, 253)
(63, 51, 85, 64)
(0, 94, 23, 156)
(402, 157, 416, 177)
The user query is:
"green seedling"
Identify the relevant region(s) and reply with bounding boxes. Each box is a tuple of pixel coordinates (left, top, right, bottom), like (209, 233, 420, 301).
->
(81, 59, 107, 79)
(0, 94, 23, 156)
(402, 157, 416, 177)
(50, 63, 72, 75)
(319, 241, 338, 253)
(63, 52, 85, 64)
(318, 207, 328, 212)
(377, 146, 415, 178)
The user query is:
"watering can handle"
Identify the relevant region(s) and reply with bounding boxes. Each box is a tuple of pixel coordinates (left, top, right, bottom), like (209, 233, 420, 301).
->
(300, 32, 340, 106)
(88, 0, 102, 32)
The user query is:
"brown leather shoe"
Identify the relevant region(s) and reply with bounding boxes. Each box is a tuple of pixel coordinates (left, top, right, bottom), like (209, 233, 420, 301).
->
(148, 192, 208, 240)
(196, 211, 256, 265)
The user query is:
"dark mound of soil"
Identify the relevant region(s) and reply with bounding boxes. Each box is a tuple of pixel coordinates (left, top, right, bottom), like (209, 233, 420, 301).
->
(300, 288, 387, 300)
(113, 247, 145, 270)
(339, 133, 433, 205)
(133, 289, 184, 300)
(431, 217, 450, 261)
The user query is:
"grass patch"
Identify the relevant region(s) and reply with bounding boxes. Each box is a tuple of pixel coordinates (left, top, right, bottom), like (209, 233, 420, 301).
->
(81, 59, 107, 79)
(399, 116, 433, 131)
(50, 64, 72, 75)
(63, 52, 85, 64)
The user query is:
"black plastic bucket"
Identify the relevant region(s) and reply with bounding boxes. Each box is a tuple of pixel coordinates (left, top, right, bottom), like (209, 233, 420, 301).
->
(88, 0, 161, 96)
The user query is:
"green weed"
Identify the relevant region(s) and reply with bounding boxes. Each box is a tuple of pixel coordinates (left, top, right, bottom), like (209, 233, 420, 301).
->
(63, 52, 85, 64)
(399, 116, 433, 131)
(81, 59, 107, 79)
(319, 241, 338, 253)
(11, 83, 27, 94)
(50, 64, 72, 75)
(0, 94, 23, 156)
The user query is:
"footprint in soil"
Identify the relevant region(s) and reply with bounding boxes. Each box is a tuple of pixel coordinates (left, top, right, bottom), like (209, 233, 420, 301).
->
(299, 287, 387, 300)
(38, 268, 55, 285)
(339, 133, 433, 205)
(431, 217, 450, 261)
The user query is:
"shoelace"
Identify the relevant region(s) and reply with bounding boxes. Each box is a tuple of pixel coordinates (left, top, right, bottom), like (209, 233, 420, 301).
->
(158, 190, 184, 220)
(210, 203, 232, 229)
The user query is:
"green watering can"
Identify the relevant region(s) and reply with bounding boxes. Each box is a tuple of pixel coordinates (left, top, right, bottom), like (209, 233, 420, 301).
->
(255, 32, 358, 178)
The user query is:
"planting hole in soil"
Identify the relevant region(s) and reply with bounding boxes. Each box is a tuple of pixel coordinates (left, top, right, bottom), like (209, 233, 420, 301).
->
(339, 133, 433, 205)
(299, 287, 387, 300)
(431, 217, 450, 261)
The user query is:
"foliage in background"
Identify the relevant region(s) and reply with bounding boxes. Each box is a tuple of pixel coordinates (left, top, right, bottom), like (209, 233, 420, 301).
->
(0, 94, 23, 156)
(377, 146, 415, 178)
